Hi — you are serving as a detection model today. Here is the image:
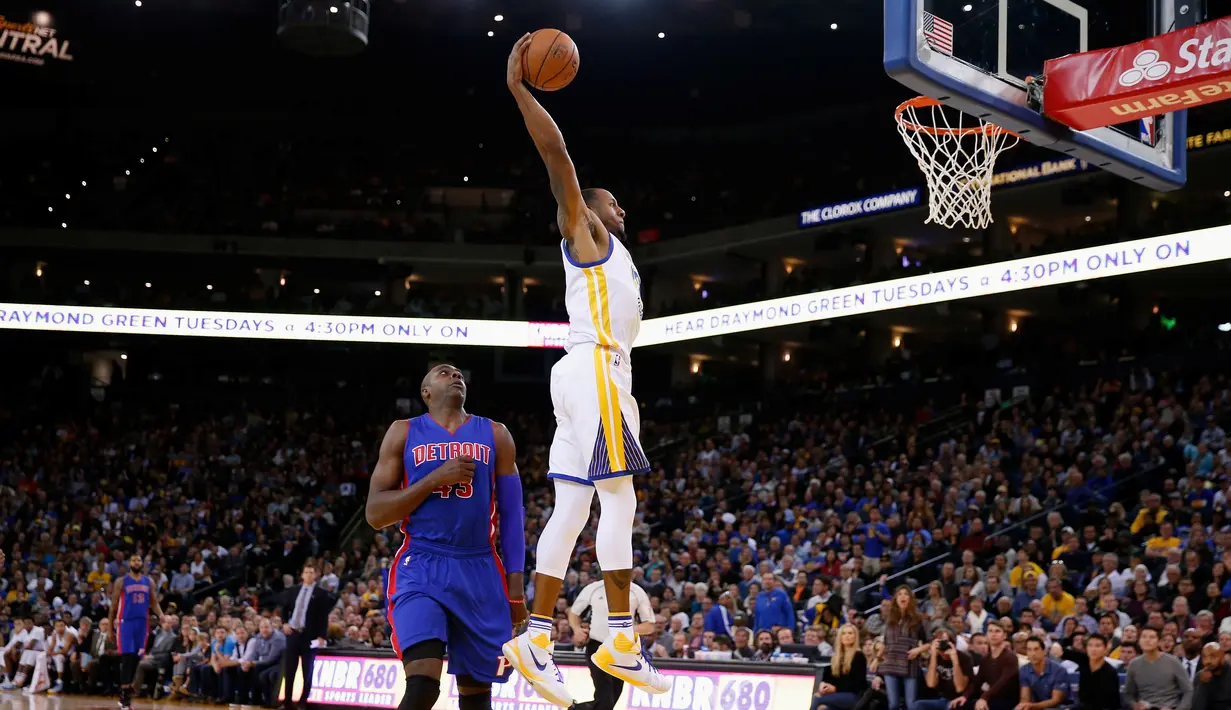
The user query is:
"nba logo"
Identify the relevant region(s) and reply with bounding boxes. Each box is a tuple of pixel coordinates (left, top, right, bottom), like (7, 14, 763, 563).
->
(1139, 117, 1157, 147)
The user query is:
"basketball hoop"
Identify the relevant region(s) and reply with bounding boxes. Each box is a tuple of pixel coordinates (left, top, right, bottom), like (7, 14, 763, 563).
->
(894, 96, 1020, 230)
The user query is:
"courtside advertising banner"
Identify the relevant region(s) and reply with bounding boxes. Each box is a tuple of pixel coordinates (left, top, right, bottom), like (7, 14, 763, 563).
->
(2, 226, 1229, 347)
(281, 654, 816, 710)
(1044, 15, 1231, 130)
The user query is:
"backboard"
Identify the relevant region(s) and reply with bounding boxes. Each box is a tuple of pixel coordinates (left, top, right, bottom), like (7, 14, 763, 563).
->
(885, 0, 1194, 190)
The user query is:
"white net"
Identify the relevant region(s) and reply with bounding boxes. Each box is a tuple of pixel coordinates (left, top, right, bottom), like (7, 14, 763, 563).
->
(895, 98, 1019, 230)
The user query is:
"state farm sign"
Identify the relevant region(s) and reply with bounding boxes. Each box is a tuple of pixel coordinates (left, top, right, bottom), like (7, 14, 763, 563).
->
(1043, 15, 1231, 131)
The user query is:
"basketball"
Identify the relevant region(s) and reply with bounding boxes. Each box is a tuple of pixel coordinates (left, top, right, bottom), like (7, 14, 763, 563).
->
(522, 29, 579, 91)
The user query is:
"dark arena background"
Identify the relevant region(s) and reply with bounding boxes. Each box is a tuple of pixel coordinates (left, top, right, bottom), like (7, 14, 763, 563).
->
(5, 1, 1231, 709)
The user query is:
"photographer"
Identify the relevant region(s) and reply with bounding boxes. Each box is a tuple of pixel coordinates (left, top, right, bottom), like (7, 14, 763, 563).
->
(917, 627, 973, 710)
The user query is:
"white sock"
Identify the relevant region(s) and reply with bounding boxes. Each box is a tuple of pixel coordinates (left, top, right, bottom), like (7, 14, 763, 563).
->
(609, 613, 633, 641)
(527, 614, 554, 642)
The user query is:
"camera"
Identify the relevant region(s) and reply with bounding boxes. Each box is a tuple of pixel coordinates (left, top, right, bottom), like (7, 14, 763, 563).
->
(937, 640, 951, 652)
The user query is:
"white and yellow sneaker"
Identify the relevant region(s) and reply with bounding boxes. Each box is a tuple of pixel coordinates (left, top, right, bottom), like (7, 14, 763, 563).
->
(502, 624, 574, 708)
(592, 631, 671, 694)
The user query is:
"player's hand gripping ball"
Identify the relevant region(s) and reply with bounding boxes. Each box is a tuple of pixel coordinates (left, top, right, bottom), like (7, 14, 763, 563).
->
(509, 30, 579, 91)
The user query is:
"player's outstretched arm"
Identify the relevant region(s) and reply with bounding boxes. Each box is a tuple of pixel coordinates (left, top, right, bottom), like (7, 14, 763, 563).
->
(366, 420, 475, 529)
(506, 34, 604, 264)
(492, 421, 527, 625)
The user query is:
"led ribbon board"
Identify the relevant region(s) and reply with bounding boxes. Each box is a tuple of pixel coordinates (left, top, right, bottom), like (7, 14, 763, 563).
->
(1, 227, 1226, 347)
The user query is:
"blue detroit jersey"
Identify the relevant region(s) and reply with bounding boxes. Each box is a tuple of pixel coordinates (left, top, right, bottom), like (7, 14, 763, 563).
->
(119, 574, 153, 620)
(400, 414, 497, 549)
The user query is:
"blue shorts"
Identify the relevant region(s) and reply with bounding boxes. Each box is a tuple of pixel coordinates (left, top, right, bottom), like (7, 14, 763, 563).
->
(117, 618, 149, 656)
(387, 539, 513, 684)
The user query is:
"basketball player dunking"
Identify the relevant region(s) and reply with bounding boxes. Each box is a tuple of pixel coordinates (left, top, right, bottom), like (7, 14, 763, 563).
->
(366, 364, 527, 710)
(502, 33, 670, 706)
(110, 554, 164, 710)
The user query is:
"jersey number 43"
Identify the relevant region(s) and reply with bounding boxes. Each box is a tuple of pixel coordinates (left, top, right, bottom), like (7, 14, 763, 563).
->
(432, 483, 473, 499)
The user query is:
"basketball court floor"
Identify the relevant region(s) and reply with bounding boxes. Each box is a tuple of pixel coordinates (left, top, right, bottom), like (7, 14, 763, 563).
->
(0, 695, 244, 710)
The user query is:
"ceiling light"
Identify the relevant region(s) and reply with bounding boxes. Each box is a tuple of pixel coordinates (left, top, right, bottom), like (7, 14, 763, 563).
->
(463, 176, 469, 182)
(330, 6, 338, 13)
(65, 193, 70, 199)
(120, 353, 128, 360)
(374, 290, 382, 296)
(61, 223, 67, 228)
(134, 0, 141, 6)
(963, 4, 973, 10)
(145, 282, 152, 288)
(1085, 215, 1092, 221)
(494, 14, 503, 22)
(658, 32, 666, 38)
(206, 284, 213, 291)
(313, 288, 321, 294)
(487, 30, 494, 37)
(83, 280, 90, 286)
(830, 23, 838, 30)
(81, 180, 87, 186)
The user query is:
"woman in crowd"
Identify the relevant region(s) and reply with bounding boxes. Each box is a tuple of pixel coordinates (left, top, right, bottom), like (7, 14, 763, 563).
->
(812, 624, 868, 710)
(880, 585, 928, 710)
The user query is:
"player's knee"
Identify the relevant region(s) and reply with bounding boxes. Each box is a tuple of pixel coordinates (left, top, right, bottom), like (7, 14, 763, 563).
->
(594, 477, 636, 518)
(456, 677, 491, 710)
(400, 675, 441, 710)
(402, 639, 446, 666)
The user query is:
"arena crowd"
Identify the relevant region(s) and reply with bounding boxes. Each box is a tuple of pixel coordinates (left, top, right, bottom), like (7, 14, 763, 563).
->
(1, 343, 1230, 710)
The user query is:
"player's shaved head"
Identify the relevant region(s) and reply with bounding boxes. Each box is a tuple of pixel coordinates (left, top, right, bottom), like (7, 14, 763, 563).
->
(421, 364, 451, 392)
(420, 363, 466, 408)
(581, 188, 606, 209)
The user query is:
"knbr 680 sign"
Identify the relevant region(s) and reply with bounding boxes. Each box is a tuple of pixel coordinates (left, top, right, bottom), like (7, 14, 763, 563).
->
(282, 655, 816, 710)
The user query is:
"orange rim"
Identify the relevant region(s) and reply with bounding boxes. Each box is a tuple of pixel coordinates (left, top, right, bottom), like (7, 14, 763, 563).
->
(895, 96, 1021, 138)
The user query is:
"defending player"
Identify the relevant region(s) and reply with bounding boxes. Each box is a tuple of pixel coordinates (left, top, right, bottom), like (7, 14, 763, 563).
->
(109, 554, 164, 710)
(502, 33, 670, 706)
(366, 364, 527, 710)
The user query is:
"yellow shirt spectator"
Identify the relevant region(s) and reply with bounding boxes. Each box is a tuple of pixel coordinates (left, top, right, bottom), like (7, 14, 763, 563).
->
(1041, 590, 1075, 623)
(1010, 561, 1044, 588)
(87, 569, 112, 592)
(1146, 535, 1181, 550)
(1130, 505, 1166, 534)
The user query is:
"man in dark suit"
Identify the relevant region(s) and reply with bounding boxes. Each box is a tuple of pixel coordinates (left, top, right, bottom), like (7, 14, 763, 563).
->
(277, 562, 336, 710)
(71, 617, 118, 693)
(1180, 628, 1206, 684)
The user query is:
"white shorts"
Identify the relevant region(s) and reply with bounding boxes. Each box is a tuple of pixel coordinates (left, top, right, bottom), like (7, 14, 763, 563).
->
(548, 345, 650, 485)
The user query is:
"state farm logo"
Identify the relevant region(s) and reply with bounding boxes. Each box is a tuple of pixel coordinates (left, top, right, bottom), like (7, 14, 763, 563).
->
(1119, 49, 1172, 87)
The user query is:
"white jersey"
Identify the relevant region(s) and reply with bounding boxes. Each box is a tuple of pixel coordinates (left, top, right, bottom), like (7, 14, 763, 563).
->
(570, 581, 655, 643)
(561, 236, 643, 361)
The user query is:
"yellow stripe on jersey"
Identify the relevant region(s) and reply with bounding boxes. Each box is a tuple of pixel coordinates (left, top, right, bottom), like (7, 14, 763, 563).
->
(593, 266, 626, 471)
(584, 266, 623, 472)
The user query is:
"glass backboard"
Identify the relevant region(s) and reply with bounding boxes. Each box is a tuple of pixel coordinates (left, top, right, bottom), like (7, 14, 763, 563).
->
(885, 0, 1193, 190)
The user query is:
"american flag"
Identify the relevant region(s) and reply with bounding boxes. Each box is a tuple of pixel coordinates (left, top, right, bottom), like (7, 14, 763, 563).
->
(922, 11, 954, 56)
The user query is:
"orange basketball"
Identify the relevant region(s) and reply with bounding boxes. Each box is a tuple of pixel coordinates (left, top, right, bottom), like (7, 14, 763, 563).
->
(522, 29, 579, 91)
